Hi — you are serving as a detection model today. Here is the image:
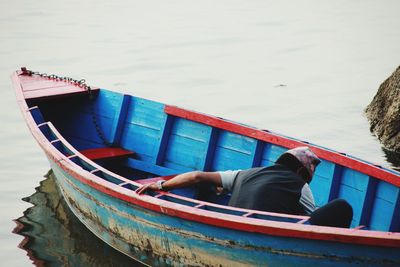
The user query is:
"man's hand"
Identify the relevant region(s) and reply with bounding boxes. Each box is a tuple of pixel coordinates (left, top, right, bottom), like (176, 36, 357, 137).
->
(136, 182, 159, 195)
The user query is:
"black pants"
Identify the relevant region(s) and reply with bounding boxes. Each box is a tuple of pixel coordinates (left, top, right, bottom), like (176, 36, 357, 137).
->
(309, 199, 353, 228)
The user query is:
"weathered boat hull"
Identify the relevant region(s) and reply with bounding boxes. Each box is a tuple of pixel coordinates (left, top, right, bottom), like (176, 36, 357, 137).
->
(48, 154, 400, 266)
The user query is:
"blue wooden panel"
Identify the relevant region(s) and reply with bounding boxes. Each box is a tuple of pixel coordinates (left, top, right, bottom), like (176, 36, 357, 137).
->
(211, 131, 257, 171)
(42, 94, 116, 147)
(125, 97, 165, 131)
(327, 165, 344, 203)
(369, 181, 400, 231)
(314, 160, 336, 180)
(155, 115, 174, 165)
(40, 108, 112, 149)
(202, 128, 219, 171)
(260, 144, 287, 167)
(391, 196, 400, 232)
(310, 177, 331, 207)
(92, 89, 124, 119)
(217, 131, 257, 154)
(64, 90, 122, 126)
(161, 118, 211, 170)
(61, 112, 114, 146)
(171, 118, 211, 142)
(369, 197, 393, 231)
(89, 112, 116, 144)
(251, 141, 265, 167)
(163, 134, 207, 170)
(119, 97, 166, 162)
(337, 168, 370, 227)
(110, 94, 131, 145)
(126, 158, 180, 177)
(120, 123, 161, 162)
(310, 160, 337, 207)
(212, 147, 251, 171)
(359, 177, 378, 227)
(36, 91, 123, 148)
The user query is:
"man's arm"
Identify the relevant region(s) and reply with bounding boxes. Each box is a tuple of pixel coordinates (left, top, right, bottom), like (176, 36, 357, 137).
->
(136, 171, 222, 194)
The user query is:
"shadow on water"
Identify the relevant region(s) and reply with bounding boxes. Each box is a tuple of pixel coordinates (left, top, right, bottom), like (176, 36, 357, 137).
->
(13, 171, 145, 267)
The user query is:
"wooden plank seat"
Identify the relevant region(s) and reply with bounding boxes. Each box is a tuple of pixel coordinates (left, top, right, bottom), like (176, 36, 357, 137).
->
(79, 147, 135, 161)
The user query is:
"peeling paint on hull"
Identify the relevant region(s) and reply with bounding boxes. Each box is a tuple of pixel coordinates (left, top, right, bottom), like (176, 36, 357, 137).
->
(53, 165, 256, 266)
(50, 160, 400, 267)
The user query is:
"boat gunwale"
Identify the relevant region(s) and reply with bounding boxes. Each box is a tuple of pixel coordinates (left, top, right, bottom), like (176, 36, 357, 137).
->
(12, 70, 400, 249)
(164, 105, 400, 188)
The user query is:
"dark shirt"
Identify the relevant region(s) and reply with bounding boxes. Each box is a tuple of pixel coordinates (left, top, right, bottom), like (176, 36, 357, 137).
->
(228, 164, 306, 215)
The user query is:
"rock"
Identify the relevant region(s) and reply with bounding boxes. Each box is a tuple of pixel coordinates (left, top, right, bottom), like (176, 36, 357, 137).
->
(365, 66, 400, 152)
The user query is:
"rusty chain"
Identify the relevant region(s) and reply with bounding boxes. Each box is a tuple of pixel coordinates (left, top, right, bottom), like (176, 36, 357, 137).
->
(21, 67, 112, 147)
(21, 67, 92, 96)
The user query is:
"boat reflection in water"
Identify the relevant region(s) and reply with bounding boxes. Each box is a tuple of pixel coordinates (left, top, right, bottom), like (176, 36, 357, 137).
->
(13, 171, 146, 267)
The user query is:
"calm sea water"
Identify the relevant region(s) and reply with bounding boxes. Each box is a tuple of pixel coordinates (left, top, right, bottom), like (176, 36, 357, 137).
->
(1, 0, 400, 265)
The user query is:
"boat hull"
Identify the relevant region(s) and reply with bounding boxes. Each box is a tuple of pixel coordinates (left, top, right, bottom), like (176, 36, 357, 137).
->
(49, 155, 400, 267)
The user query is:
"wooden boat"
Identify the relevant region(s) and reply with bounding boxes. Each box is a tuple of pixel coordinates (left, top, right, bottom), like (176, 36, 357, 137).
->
(12, 68, 400, 266)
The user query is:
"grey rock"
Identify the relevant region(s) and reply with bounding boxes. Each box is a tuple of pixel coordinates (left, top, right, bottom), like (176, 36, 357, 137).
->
(366, 66, 400, 152)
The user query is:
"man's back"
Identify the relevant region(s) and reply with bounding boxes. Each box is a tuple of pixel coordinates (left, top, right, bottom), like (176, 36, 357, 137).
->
(228, 165, 306, 215)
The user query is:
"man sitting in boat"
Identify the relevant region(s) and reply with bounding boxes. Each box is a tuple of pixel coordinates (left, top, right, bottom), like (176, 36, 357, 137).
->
(138, 146, 353, 228)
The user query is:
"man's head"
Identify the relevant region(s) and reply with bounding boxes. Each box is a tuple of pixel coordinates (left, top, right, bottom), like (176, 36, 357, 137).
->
(276, 146, 321, 183)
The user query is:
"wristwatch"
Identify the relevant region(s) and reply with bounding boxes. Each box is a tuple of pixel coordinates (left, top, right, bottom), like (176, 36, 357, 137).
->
(156, 180, 166, 191)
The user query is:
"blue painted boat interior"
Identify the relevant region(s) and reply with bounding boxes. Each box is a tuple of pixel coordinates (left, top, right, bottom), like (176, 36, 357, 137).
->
(26, 89, 400, 232)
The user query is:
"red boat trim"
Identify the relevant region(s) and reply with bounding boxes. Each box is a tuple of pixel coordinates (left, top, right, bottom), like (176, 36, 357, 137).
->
(12, 71, 400, 249)
(165, 105, 400, 188)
